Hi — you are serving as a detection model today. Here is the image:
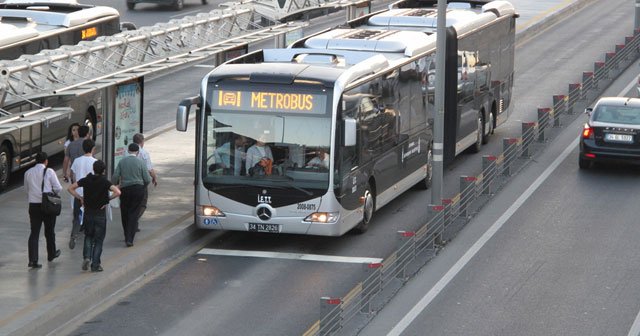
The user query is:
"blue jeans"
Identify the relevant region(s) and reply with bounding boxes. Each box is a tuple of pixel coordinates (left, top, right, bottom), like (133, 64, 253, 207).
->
(71, 198, 82, 240)
(82, 209, 106, 269)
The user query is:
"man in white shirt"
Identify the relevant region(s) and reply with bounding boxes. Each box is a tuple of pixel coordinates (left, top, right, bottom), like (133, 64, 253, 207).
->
(212, 134, 247, 176)
(133, 133, 157, 226)
(68, 139, 97, 249)
(24, 152, 63, 268)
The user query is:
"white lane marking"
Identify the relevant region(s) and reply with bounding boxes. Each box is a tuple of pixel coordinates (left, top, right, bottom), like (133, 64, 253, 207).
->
(170, 9, 201, 18)
(387, 136, 580, 336)
(621, 73, 638, 97)
(194, 64, 216, 68)
(198, 248, 383, 264)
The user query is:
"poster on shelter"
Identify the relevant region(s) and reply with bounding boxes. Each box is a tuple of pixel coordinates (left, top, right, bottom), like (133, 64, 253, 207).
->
(113, 79, 143, 170)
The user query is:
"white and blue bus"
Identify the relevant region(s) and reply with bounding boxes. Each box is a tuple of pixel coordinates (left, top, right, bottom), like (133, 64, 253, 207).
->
(176, 0, 517, 235)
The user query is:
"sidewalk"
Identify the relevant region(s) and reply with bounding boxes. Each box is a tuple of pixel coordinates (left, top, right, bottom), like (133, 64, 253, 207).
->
(0, 125, 207, 336)
(0, 1, 590, 335)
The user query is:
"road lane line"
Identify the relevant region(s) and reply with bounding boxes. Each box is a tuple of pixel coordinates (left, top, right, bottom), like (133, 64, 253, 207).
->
(386, 136, 580, 336)
(170, 9, 201, 18)
(198, 248, 383, 264)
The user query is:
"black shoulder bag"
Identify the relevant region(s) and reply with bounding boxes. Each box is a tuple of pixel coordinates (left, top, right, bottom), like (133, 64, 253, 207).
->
(41, 168, 62, 216)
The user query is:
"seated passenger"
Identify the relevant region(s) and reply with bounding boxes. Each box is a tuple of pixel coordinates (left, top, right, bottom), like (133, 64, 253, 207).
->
(211, 135, 247, 175)
(246, 137, 273, 176)
(306, 148, 329, 169)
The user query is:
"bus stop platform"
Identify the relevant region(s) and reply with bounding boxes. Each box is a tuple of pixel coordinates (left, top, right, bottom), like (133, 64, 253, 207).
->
(0, 0, 592, 335)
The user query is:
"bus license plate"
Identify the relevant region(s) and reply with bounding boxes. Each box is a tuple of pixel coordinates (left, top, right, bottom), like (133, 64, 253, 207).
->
(248, 223, 280, 233)
(605, 133, 633, 143)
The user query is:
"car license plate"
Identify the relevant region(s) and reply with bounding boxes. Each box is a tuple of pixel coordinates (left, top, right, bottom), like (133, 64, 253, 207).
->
(605, 133, 633, 143)
(248, 223, 280, 233)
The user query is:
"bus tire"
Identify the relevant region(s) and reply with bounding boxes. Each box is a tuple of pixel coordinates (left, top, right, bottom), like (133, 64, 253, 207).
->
(353, 183, 375, 234)
(0, 144, 11, 191)
(173, 0, 184, 10)
(482, 110, 494, 144)
(126, 1, 135, 10)
(202, 0, 208, 4)
(415, 146, 433, 190)
(470, 112, 483, 153)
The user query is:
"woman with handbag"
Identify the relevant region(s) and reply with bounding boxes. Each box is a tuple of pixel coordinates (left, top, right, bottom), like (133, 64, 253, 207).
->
(24, 152, 63, 269)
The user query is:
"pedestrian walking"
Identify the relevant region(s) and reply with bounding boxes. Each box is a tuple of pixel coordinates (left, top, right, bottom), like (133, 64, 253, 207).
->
(68, 139, 97, 249)
(132, 133, 157, 231)
(112, 143, 151, 247)
(65, 125, 91, 248)
(24, 152, 62, 269)
(68, 160, 120, 272)
(62, 122, 80, 183)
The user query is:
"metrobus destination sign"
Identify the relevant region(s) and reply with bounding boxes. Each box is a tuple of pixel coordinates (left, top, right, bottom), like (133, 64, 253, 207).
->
(213, 90, 327, 114)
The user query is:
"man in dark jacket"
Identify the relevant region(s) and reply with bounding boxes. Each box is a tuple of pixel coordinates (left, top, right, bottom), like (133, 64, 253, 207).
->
(68, 160, 121, 272)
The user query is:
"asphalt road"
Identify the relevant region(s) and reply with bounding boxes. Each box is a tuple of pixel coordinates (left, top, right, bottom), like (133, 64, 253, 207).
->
(64, 0, 640, 335)
(369, 69, 640, 336)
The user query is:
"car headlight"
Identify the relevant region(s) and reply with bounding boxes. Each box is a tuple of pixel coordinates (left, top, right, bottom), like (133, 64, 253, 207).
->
(304, 212, 339, 223)
(200, 205, 225, 217)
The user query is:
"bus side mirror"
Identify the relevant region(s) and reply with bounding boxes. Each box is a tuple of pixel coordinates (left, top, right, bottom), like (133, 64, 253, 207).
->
(176, 105, 189, 132)
(176, 96, 200, 132)
(344, 118, 356, 146)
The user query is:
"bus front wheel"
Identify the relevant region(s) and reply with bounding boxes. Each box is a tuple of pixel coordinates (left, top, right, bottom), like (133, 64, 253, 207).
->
(415, 147, 433, 190)
(0, 144, 11, 191)
(353, 183, 374, 234)
(126, 1, 135, 10)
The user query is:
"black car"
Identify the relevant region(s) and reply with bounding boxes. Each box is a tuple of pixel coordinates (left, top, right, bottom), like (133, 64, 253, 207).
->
(126, 0, 207, 11)
(579, 97, 640, 169)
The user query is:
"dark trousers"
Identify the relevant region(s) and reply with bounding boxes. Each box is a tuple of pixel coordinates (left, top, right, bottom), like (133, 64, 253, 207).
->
(82, 209, 107, 268)
(71, 198, 82, 239)
(137, 184, 149, 224)
(28, 203, 57, 263)
(120, 184, 145, 244)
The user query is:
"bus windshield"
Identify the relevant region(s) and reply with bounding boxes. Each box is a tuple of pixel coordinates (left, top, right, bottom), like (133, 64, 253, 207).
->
(203, 84, 333, 191)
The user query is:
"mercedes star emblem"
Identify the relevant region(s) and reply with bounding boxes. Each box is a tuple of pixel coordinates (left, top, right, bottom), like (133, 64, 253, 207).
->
(257, 206, 272, 221)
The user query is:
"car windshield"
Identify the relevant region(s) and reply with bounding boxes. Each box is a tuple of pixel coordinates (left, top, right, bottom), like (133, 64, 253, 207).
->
(593, 105, 640, 125)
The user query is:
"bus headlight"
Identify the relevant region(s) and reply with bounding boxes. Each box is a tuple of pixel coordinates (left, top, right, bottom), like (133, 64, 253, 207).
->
(200, 205, 225, 217)
(304, 212, 339, 223)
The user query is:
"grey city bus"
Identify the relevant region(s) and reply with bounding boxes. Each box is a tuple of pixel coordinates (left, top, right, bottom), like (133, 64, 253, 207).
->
(0, 0, 131, 190)
(176, 0, 517, 236)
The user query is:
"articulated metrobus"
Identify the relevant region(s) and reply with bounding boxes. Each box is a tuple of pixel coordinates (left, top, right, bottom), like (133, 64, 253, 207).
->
(176, 0, 516, 236)
(0, 0, 132, 190)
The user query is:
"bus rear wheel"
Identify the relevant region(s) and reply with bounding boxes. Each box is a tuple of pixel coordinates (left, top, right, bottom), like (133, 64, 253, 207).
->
(415, 147, 432, 190)
(126, 1, 135, 10)
(353, 183, 374, 234)
(482, 111, 494, 144)
(0, 144, 11, 191)
(470, 112, 483, 153)
(173, 0, 184, 10)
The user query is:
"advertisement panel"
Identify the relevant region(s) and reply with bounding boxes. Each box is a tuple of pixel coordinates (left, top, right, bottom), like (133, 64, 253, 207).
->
(112, 78, 143, 172)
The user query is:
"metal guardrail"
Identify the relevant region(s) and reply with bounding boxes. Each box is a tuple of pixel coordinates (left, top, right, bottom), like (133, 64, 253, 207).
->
(303, 26, 640, 336)
(220, 0, 370, 23)
(0, 8, 308, 107)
